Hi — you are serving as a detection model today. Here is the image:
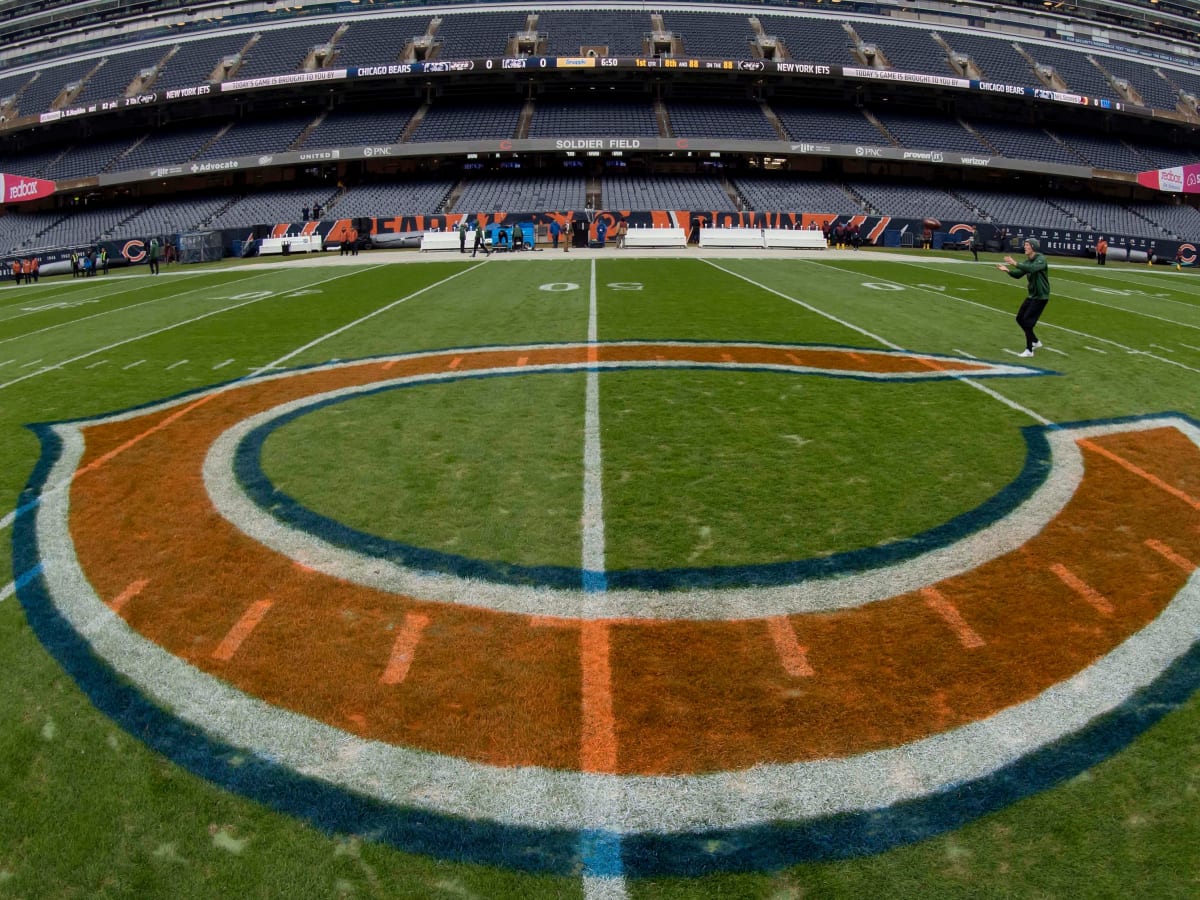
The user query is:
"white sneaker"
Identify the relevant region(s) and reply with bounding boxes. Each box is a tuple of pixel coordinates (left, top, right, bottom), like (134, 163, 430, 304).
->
(1032, 341, 1043, 349)
(1018, 349, 1035, 358)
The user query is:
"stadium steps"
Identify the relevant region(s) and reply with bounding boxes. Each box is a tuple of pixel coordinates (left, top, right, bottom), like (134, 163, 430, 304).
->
(441, 180, 466, 213)
(1044, 130, 1090, 166)
(839, 183, 872, 215)
(109, 133, 148, 171)
(960, 119, 998, 154)
(1088, 55, 1145, 107)
(1126, 205, 1178, 239)
(654, 99, 672, 137)
(400, 103, 429, 143)
(1044, 198, 1091, 229)
(860, 109, 899, 147)
(195, 122, 234, 157)
(722, 175, 748, 212)
(515, 98, 534, 139)
(948, 189, 991, 222)
(759, 100, 787, 141)
(198, 195, 244, 228)
(1013, 43, 1068, 92)
(292, 111, 327, 150)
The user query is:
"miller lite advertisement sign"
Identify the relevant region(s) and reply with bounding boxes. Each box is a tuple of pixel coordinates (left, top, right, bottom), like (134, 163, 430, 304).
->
(1, 172, 56, 204)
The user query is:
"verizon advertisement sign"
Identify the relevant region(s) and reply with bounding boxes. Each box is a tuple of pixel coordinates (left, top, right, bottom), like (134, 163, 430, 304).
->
(1, 173, 56, 204)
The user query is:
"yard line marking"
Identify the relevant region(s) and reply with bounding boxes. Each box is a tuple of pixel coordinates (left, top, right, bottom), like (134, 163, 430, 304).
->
(0, 562, 43, 603)
(20, 358, 43, 368)
(380, 612, 431, 685)
(1150, 344, 1175, 353)
(1085, 346, 1107, 354)
(579, 620, 618, 772)
(1042, 346, 1068, 356)
(1145, 539, 1196, 572)
(1181, 343, 1200, 353)
(211, 598, 273, 661)
(448, 357, 462, 369)
(122, 359, 145, 370)
(953, 348, 977, 358)
(580, 259, 625, 900)
(582, 259, 607, 592)
(0, 270, 258, 347)
(0, 359, 13, 367)
(247, 263, 479, 377)
(920, 587, 985, 649)
(1078, 439, 1200, 512)
(85, 360, 109, 369)
(212, 359, 235, 370)
(0, 289, 301, 393)
(109, 578, 150, 614)
(166, 359, 188, 370)
(767, 616, 815, 677)
(1050, 564, 1114, 615)
(706, 259, 1055, 426)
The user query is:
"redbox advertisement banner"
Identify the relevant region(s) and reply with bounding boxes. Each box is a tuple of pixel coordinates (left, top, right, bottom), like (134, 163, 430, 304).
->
(1, 173, 56, 204)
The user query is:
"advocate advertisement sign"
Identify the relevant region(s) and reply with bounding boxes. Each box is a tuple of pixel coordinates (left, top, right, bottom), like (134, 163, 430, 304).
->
(1, 172, 55, 203)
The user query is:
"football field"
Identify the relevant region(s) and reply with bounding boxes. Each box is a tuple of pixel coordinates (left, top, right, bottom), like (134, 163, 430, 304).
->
(2, 248, 1199, 898)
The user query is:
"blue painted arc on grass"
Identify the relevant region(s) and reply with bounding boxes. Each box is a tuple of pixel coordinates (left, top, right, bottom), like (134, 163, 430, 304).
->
(235, 370, 1054, 591)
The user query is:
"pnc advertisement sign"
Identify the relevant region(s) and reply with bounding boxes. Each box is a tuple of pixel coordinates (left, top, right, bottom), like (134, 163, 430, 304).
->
(1, 172, 56, 204)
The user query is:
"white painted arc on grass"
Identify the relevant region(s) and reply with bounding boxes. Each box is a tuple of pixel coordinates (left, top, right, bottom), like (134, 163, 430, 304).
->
(201, 350, 1074, 621)
(33, 418, 1200, 833)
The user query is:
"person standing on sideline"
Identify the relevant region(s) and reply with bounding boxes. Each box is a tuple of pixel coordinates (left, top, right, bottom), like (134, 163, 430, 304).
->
(998, 237, 1050, 358)
(148, 238, 161, 275)
(970, 230, 981, 261)
(549, 219, 561, 249)
(459, 218, 468, 253)
(596, 217, 608, 248)
(471, 223, 490, 257)
(1096, 236, 1108, 265)
(99, 248, 108, 274)
(615, 217, 627, 249)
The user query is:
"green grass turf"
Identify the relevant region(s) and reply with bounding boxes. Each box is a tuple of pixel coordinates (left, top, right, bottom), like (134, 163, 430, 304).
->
(2, 254, 1200, 897)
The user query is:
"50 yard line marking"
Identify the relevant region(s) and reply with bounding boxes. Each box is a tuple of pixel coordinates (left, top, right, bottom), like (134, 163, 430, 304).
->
(580, 258, 626, 900)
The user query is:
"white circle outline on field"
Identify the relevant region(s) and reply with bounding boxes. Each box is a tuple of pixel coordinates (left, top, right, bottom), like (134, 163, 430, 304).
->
(202, 350, 1065, 621)
(33, 411, 1200, 832)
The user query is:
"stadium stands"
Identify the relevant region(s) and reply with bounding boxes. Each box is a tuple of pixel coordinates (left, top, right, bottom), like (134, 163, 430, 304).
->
(667, 101, 778, 141)
(454, 176, 586, 213)
(529, 99, 659, 138)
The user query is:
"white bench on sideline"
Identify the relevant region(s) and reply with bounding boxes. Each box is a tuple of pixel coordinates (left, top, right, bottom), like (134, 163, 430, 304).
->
(623, 227, 688, 249)
(259, 234, 323, 254)
(421, 231, 470, 251)
(700, 228, 826, 249)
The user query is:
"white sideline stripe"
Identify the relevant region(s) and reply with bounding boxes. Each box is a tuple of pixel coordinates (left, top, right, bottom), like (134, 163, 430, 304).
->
(246, 261, 482, 376)
(708, 260, 1052, 426)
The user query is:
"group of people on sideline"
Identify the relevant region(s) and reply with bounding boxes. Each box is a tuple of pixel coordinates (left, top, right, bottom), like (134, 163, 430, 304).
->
(69, 247, 110, 277)
(6, 255, 40, 284)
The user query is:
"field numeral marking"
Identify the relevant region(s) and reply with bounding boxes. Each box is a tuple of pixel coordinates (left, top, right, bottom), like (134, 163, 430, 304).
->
(862, 282, 905, 291)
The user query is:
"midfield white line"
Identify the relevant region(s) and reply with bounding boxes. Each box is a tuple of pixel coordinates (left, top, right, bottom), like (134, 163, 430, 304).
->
(582, 258, 607, 590)
(704, 260, 1053, 426)
(580, 260, 625, 900)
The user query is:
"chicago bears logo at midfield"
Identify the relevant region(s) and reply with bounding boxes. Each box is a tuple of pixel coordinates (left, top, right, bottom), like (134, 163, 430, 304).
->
(11, 341, 1200, 877)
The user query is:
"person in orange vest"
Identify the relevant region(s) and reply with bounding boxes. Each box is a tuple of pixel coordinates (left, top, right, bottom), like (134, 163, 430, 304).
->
(11, 258, 22, 285)
(1095, 237, 1108, 266)
(29, 256, 39, 283)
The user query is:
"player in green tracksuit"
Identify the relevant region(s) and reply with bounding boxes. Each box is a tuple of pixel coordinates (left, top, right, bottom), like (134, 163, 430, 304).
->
(998, 237, 1050, 358)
